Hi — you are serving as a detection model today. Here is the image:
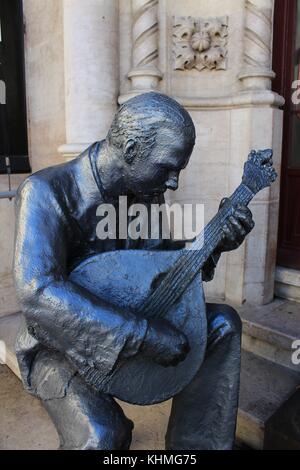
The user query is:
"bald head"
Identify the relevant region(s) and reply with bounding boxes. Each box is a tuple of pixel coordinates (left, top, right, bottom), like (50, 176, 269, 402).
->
(106, 92, 196, 158)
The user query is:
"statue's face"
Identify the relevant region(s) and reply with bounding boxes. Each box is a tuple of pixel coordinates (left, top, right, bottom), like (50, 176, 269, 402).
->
(125, 126, 194, 200)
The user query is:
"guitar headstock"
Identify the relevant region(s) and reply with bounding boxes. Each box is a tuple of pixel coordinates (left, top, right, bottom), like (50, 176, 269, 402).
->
(242, 149, 277, 195)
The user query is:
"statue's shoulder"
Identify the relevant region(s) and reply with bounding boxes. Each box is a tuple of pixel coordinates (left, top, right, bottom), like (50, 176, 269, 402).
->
(16, 160, 73, 203)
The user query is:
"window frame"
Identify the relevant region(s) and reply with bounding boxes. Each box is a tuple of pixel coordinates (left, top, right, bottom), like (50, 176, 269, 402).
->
(0, 0, 31, 175)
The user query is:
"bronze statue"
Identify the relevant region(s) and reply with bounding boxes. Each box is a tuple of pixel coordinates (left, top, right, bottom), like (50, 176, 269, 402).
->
(13, 92, 276, 450)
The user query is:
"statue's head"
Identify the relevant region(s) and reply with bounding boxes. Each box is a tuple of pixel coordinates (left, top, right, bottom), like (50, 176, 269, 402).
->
(106, 92, 196, 199)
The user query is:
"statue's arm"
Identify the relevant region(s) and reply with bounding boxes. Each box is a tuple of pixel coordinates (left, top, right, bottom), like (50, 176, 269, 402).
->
(202, 250, 221, 282)
(13, 177, 148, 376)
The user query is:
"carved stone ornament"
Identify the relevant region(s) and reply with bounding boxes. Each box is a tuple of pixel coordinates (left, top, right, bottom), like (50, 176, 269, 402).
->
(173, 16, 228, 71)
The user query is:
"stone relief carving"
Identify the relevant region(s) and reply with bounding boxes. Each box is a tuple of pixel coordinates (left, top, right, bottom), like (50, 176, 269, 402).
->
(173, 16, 228, 71)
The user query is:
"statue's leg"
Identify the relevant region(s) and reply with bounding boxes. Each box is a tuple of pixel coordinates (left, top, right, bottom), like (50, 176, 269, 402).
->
(165, 303, 242, 450)
(30, 350, 133, 450)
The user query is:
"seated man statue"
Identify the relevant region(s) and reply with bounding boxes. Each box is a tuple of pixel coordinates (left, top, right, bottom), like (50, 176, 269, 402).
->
(14, 92, 254, 450)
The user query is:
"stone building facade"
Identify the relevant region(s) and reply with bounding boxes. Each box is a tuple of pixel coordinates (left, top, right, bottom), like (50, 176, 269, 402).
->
(1, 0, 284, 310)
(0, 0, 299, 449)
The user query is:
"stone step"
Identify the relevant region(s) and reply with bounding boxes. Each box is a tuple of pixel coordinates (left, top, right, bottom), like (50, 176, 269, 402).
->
(237, 299, 300, 372)
(1, 313, 300, 450)
(237, 349, 300, 449)
(275, 266, 300, 303)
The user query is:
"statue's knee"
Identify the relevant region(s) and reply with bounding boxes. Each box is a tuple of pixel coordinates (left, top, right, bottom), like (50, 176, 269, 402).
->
(207, 303, 242, 340)
(220, 305, 242, 336)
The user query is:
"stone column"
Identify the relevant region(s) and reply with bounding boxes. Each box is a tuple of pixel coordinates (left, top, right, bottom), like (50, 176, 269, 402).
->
(58, 0, 119, 159)
(165, 0, 282, 306)
(238, 0, 275, 90)
(224, 0, 282, 305)
(119, 0, 162, 103)
(224, 106, 283, 306)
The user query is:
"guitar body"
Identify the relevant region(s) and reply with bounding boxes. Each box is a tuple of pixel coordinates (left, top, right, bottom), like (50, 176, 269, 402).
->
(70, 250, 207, 405)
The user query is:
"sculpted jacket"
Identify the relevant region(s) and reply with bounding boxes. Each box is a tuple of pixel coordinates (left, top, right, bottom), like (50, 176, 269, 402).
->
(14, 142, 220, 393)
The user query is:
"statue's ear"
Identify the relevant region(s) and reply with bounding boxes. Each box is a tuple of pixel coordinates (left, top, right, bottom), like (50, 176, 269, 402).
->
(124, 139, 137, 164)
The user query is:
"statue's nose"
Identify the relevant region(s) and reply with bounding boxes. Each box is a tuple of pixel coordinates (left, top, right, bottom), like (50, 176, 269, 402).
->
(165, 174, 179, 190)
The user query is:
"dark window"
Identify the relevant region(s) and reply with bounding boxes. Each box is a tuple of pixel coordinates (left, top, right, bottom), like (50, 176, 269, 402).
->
(0, 0, 31, 174)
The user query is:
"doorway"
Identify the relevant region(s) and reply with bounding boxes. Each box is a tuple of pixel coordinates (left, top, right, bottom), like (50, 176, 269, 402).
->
(273, 0, 300, 270)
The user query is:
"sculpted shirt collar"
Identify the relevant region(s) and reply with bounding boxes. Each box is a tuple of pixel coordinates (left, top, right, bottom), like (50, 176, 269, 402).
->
(87, 140, 136, 206)
(88, 141, 107, 202)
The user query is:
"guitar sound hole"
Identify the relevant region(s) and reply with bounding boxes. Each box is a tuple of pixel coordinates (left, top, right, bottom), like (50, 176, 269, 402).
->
(151, 271, 167, 291)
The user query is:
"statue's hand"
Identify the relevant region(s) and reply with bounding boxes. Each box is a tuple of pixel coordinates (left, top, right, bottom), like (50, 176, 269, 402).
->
(218, 199, 255, 253)
(140, 318, 190, 367)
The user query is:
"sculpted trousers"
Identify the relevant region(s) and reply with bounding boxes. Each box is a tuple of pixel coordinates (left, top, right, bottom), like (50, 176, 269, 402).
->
(30, 304, 242, 450)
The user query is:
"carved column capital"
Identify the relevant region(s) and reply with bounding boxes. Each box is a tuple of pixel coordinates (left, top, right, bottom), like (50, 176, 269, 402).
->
(239, 0, 275, 90)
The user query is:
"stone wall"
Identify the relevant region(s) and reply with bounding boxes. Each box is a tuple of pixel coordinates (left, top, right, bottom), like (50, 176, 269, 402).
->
(0, 0, 66, 317)
(23, 0, 66, 171)
(58, 0, 119, 158)
(0, 175, 25, 317)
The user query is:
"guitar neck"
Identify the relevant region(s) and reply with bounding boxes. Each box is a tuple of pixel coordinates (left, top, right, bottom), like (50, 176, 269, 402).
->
(140, 183, 255, 318)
